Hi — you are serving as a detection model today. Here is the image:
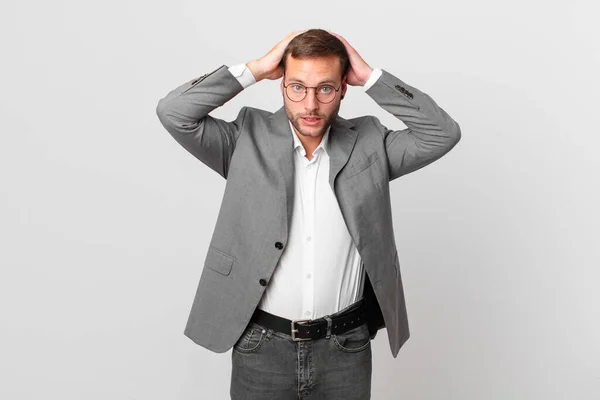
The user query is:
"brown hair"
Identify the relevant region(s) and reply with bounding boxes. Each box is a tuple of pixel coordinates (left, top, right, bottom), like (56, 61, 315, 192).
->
(280, 29, 350, 78)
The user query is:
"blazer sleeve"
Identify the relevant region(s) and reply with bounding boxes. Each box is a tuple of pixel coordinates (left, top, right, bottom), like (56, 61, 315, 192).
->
(155, 64, 248, 179)
(365, 69, 462, 182)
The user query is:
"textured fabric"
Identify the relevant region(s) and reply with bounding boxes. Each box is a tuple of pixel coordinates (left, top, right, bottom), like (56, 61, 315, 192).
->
(257, 123, 366, 320)
(155, 64, 461, 357)
(231, 299, 372, 399)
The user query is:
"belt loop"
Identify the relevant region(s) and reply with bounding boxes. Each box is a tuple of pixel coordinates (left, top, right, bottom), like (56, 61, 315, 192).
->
(324, 315, 332, 339)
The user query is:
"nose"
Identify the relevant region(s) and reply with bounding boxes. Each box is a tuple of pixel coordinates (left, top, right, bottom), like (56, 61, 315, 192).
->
(303, 88, 319, 112)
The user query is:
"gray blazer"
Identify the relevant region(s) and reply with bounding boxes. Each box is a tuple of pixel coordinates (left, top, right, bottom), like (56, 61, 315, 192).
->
(155, 65, 461, 358)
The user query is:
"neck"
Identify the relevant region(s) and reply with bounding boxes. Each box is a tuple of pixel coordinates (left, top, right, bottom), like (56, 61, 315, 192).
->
(294, 127, 323, 152)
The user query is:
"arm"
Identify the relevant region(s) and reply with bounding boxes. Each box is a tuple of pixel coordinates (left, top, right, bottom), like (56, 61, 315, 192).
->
(155, 65, 246, 179)
(332, 33, 461, 182)
(366, 69, 461, 181)
(155, 31, 306, 179)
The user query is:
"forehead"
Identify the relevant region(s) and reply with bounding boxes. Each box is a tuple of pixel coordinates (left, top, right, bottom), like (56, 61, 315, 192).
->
(284, 55, 342, 83)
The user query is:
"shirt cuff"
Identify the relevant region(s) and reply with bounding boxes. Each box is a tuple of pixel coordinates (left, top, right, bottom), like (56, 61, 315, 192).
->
(228, 64, 257, 89)
(363, 68, 382, 91)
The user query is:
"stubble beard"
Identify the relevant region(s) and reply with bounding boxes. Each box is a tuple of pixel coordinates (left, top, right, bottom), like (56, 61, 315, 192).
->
(284, 101, 340, 139)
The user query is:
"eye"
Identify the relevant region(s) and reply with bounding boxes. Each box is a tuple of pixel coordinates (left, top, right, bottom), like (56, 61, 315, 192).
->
(291, 84, 304, 93)
(319, 85, 334, 94)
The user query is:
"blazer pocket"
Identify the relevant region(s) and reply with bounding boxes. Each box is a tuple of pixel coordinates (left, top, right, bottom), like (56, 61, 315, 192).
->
(345, 152, 380, 179)
(204, 246, 235, 276)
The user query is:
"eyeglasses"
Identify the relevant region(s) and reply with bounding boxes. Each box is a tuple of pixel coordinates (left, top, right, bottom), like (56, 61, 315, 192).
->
(282, 78, 341, 104)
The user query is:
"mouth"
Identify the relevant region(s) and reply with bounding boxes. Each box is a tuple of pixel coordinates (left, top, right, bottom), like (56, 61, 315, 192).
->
(301, 116, 322, 125)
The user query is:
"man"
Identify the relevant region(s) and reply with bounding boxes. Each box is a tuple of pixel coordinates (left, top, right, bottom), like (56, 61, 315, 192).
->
(156, 29, 461, 399)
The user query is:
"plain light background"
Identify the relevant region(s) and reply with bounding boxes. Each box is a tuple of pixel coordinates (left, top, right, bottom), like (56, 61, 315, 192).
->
(1, 0, 599, 399)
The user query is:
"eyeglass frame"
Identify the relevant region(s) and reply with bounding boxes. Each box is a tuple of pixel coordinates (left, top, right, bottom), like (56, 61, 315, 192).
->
(282, 75, 343, 104)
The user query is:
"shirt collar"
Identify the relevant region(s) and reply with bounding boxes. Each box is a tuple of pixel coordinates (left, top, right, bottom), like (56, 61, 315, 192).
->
(288, 120, 331, 157)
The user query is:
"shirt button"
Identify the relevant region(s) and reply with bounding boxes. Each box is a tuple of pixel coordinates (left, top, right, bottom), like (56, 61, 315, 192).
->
(306, 273, 311, 279)
(305, 311, 311, 316)
(306, 236, 311, 241)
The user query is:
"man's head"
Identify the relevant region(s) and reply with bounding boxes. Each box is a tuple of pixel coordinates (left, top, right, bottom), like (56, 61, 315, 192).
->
(279, 29, 350, 140)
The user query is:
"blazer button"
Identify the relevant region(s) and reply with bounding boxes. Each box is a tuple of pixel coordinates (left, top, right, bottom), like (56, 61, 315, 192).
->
(275, 242, 283, 250)
(259, 279, 267, 286)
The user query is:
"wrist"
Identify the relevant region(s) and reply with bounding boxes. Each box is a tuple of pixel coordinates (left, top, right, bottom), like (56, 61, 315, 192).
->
(246, 60, 263, 82)
(361, 67, 374, 86)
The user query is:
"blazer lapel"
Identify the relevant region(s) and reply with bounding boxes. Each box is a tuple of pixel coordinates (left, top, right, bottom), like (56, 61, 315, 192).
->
(267, 107, 358, 232)
(327, 115, 358, 190)
(267, 107, 295, 234)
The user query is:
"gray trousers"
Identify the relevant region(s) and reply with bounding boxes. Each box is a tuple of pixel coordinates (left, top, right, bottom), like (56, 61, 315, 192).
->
(230, 300, 372, 399)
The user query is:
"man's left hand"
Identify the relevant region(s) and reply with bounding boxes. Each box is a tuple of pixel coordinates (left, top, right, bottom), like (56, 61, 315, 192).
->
(331, 32, 374, 87)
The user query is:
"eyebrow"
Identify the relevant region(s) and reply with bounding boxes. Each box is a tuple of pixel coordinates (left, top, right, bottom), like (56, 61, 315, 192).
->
(287, 78, 337, 85)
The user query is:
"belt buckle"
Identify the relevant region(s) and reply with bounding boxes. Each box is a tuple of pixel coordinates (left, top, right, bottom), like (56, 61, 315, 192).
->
(291, 319, 312, 342)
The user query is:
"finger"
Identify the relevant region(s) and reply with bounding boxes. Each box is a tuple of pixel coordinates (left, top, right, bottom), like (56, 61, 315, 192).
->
(334, 33, 365, 64)
(285, 30, 307, 43)
(287, 30, 306, 44)
(331, 32, 350, 47)
(331, 32, 357, 56)
(275, 30, 305, 52)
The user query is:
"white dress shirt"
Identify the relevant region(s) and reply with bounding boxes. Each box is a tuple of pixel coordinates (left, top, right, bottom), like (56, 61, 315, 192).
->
(228, 63, 382, 320)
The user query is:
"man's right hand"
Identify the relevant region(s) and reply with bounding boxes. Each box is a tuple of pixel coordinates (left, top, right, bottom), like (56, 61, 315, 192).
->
(247, 31, 306, 82)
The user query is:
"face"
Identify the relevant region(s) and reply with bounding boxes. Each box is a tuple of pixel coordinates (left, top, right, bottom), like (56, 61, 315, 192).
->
(281, 55, 347, 139)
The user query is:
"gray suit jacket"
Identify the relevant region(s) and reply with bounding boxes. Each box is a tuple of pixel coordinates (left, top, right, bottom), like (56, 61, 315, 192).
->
(155, 64, 461, 358)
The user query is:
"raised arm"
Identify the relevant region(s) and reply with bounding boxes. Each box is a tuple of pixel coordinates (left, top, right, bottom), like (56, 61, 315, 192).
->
(366, 70, 461, 181)
(155, 31, 306, 179)
(333, 32, 461, 182)
(155, 65, 246, 179)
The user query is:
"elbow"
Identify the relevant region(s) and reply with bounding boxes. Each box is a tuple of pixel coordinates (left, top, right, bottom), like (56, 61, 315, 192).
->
(451, 121, 461, 145)
(156, 98, 177, 131)
(156, 98, 168, 124)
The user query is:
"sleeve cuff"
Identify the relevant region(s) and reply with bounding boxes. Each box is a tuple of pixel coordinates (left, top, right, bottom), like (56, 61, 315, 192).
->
(228, 64, 257, 89)
(363, 68, 382, 91)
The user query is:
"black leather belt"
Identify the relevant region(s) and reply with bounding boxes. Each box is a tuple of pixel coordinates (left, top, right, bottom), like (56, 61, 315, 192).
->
(250, 299, 366, 341)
